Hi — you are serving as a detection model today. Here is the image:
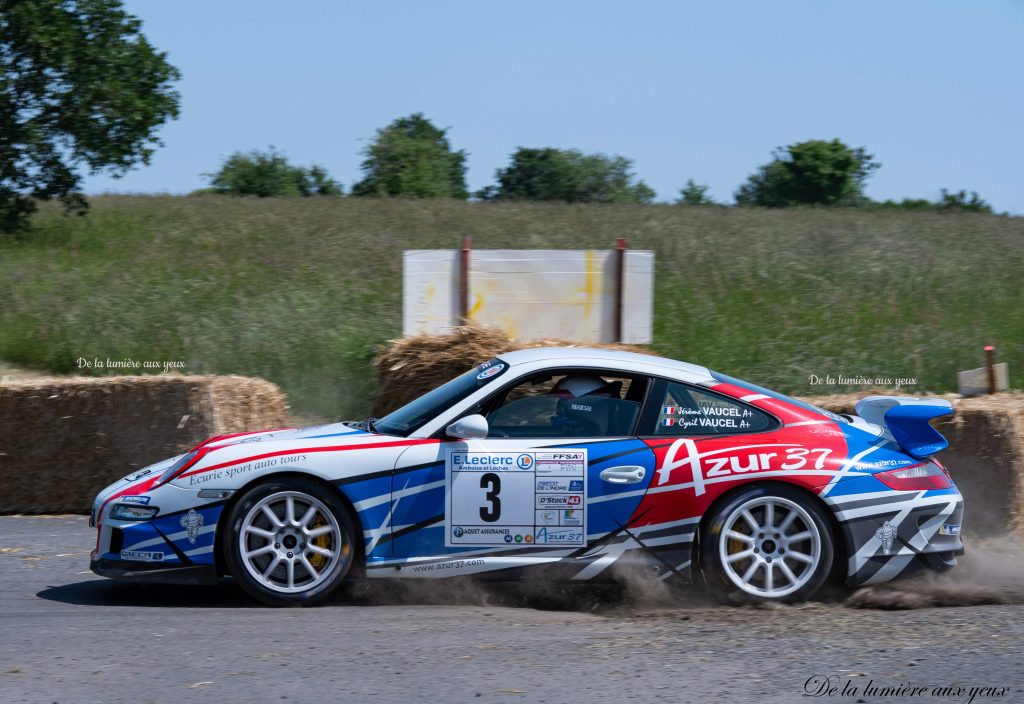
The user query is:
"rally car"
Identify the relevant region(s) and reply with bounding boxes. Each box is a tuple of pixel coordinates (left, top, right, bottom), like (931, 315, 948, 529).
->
(90, 348, 964, 606)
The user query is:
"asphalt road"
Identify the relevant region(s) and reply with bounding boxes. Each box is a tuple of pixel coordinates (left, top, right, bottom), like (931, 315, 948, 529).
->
(1, 516, 1022, 704)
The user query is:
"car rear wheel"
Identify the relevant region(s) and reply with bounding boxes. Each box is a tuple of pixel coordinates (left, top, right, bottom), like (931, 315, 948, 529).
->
(700, 485, 833, 603)
(224, 478, 356, 606)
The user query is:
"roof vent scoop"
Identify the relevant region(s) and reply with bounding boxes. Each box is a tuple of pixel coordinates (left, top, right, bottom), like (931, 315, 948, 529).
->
(854, 396, 954, 459)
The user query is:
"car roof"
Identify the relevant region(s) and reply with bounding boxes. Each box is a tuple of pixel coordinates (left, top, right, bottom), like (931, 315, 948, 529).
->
(497, 347, 714, 383)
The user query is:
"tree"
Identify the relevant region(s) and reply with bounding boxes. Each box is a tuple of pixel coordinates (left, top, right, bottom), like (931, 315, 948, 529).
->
(206, 148, 341, 197)
(676, 179, 714, 206)
(876, 190, 995, 214)
(352, 113, 467, 199)
(735, 139, 879, 207)
(937, 189, 993, 214)
(482, 148, 655, 204)
(0, 0, 180, 232)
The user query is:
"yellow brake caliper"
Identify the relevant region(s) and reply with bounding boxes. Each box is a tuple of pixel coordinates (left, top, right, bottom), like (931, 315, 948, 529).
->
(728, 535, 747, 560)
(309, 516, 332, 569)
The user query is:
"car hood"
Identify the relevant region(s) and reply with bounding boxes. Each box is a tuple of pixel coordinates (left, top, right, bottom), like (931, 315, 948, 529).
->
(93, 422, 375, 506)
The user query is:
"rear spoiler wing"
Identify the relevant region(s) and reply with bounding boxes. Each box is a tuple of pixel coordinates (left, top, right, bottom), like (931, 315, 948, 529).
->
(854, 396, 954, 458)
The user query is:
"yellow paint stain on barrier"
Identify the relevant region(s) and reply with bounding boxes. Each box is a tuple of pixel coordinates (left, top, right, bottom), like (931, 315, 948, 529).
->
(467, 293, 484, 319)
(581, 250, 599, 321)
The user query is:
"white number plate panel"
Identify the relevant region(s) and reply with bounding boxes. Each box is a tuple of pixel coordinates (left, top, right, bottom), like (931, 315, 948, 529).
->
(445, 450, 587, 547)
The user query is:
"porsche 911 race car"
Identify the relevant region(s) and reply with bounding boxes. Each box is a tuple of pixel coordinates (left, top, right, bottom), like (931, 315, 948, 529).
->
(90, 348, 965, 606)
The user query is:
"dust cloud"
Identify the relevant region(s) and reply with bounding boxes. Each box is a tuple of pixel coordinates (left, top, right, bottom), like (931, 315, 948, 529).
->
(846, 536, 1024, 610)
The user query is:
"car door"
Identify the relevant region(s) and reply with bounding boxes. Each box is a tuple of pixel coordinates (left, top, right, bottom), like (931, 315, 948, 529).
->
(385, 368, 660, 579)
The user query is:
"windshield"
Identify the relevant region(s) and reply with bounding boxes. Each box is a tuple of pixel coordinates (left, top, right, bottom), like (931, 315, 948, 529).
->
(374, 358, 510, 436)
(710, 371, 848, 424)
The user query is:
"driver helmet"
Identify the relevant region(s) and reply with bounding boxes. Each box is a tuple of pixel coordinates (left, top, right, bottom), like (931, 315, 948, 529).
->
(548, 375, 617, 399)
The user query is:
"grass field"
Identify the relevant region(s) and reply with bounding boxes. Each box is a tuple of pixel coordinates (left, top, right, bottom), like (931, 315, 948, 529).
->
(1, 195, 1021, 420)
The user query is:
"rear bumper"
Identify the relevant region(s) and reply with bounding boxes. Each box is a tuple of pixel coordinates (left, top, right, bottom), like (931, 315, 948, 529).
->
(91, 558, 219, 586)
(831, 489, 965, 587)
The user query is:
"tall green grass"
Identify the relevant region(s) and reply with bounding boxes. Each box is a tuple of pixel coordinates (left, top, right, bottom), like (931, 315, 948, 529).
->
(1, 195, 1021, 419)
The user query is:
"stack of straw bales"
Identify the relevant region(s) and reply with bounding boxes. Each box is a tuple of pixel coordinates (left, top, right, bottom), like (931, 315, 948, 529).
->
(0, 375, 287, 513)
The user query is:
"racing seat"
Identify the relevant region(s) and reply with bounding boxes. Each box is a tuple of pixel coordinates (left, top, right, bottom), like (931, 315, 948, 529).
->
(555, 395, 641, 437)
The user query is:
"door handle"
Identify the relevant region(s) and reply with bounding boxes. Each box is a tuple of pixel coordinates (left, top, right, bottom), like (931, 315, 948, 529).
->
(599, 465, 646, 484)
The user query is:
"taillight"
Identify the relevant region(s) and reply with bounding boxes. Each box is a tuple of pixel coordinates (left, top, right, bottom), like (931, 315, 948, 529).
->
(154, 447, 210, 487)
(876, 461, 952, 491)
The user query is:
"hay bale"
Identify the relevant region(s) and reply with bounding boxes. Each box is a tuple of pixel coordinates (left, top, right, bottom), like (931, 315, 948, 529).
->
(0, 375, 288, 514)
(802, 391, 1024, 537)
(371, 325, 651, 416)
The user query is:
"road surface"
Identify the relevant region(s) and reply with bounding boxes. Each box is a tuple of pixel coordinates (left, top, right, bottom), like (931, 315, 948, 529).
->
(1, 516, 1021, 704)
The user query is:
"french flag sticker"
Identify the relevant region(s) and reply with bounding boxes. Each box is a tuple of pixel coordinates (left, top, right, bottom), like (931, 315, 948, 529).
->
(662, 406, 676, 415)
(661, 417, 676, 427)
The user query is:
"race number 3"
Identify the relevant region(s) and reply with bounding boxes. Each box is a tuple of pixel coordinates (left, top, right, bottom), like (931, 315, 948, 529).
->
(447, 450, 586, 547)
(479, 472, 501, 522)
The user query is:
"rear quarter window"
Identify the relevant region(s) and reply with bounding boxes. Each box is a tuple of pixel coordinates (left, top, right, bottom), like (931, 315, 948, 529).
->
(652, 382, 777, 436)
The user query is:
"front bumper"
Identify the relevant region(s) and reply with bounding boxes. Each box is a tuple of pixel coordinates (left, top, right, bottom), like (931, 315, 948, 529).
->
(91, 558, 218, 586)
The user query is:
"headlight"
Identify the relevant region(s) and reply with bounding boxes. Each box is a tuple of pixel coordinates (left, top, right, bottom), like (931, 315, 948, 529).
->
(110, 504, 159, 521)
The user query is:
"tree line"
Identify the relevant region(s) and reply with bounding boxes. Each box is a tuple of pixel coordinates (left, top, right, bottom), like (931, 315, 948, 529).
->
(205, 113, 996, 215)
(0, 1, 998, 234)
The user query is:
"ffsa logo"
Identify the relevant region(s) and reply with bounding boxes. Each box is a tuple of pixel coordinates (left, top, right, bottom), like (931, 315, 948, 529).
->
(516, 454, 534, 470)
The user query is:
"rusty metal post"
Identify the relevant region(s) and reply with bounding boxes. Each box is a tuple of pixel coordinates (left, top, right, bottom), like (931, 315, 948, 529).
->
(458, 236, 472, 323)
(985, 345, 997, 394)
(613, 238, 627, 342)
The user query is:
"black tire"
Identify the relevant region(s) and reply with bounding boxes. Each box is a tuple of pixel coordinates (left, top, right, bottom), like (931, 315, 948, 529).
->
(223, 477, 357, 606)
(699, 484, 834, 604)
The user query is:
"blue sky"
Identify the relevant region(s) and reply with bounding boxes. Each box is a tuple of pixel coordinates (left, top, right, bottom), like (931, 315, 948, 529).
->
(84, 1, 1024, 213)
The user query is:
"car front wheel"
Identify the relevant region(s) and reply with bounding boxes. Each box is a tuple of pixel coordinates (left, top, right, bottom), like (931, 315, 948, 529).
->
(700, 485, 834, 603)
(224, 478, 356, 606)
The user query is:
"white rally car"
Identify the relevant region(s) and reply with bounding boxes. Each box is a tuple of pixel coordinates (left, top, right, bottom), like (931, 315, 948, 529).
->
(91, 349, 964, 606)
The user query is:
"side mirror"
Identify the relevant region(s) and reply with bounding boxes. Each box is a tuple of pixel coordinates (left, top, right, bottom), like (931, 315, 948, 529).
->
(445, 414, 489, 440)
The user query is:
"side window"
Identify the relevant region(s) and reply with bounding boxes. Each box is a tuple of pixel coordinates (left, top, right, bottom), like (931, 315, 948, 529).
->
(484, 371, 647, 438)
(652, 382, 775, 436)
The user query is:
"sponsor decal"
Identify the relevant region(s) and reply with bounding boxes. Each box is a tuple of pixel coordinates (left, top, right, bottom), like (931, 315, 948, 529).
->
(452, 527, 464, 538)
(119, 495, 151, 505)
(180, 509, 204, 544)
(410, 559, 486, 574)
(871, 459, 914, 468)
(536, 477, 586, 493)
(120, 550, 164, 562)
(939, 523, 961, 536)
(516, 454, 534, 470)
(186, 454, 309, 486)
(875, 520, 896, 555)
(476, 364, 505, 380)
(504, 534, 513, 543)
(124, 468, 153, 482)
(570, 403, 592, 413)
(654, 439, 833, 493)
(534, 527, 584, 545)
(536, 494, 583, 509)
